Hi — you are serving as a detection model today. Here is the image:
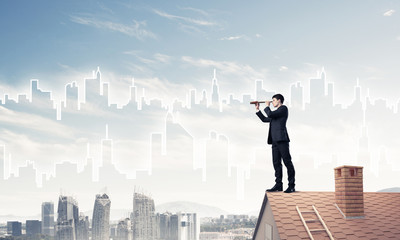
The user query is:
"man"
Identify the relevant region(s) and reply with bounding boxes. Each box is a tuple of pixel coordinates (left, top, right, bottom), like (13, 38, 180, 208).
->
(255, 94, 296, 193)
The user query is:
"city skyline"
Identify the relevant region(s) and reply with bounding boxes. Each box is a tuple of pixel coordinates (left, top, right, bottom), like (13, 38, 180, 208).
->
(1, 0, 400, 219)
(0, 66, 399, 218)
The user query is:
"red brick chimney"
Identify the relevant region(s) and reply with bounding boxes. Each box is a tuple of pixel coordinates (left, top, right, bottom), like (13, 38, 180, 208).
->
(334, 165, 364, 218)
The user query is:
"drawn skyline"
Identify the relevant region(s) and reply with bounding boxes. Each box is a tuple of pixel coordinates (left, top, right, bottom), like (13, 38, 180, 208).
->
(1, 1, 400, 218)
(0, 66, 399, 218)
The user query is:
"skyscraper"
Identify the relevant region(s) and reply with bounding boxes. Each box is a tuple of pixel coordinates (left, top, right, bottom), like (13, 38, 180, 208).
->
(26, 220, 42, 239)
(211, 69, 220, 108)
(76, 214, 89, 240)
(42, 202, 55, 236)
(290, 82, 303, 110)
(180, 213, 198, 240)
(116, 218, 132, 240)
(7, 221, 22, 236)
(131, 192, 157, 240)
(55, 195, 79, 240)
(0, 145, 4, 180)
(159, 213, 171, 240)
(92, 193, 111, 240)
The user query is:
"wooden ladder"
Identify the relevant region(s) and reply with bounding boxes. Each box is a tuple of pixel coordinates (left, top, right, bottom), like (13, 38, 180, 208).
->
(296, 205, 334, 240)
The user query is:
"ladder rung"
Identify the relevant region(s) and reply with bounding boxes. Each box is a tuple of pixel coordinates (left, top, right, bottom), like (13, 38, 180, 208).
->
(297, 205, 335, 240)
(305, 219, 318, 222)
(310, 229, 326, 232)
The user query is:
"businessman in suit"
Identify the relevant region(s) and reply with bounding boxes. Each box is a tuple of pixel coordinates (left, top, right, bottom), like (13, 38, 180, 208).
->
(255, 94, 296, 193)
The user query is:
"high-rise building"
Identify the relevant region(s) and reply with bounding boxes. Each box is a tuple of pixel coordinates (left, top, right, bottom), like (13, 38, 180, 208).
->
(116, 218, 132, 240)
(65, 82, 79, 110)
(0, 145, 4, 180)
(26, 220, 42, 239)
(7, 221, 22, 236)
(170, 214, 181, 240)
(159, 213, 171, 240)
(211, 69, 220, 108)
(162, 212, 199, 240)
(180, 213, 198, 240)
(76, 214, 89, 240)
(290, 82, 303, 110)
(92, 193, 111, 240)
(42, 202, 55, 236)
(131, 192, 157, 240)
(55, 195, 79, 240)
(255, 80, 274, 102)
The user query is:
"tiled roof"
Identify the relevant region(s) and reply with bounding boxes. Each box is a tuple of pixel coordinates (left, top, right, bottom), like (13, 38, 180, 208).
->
(255, 191, 400, 239)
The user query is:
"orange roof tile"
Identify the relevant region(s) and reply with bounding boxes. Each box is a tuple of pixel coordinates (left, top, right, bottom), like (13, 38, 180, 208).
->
(253, 191, 400, 239)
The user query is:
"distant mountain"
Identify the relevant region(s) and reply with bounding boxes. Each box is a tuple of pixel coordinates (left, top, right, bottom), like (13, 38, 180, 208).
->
(377, 187, 400, 192)
(83, 209, 132, 222)
(1, 202, 252, 224)
(0, 214, 40, 223)
(246, 210, 260, 217)
(155, 201, 228, 218)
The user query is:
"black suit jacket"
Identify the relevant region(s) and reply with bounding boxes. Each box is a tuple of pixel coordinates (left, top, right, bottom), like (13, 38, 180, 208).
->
(256, 105, 290, 144)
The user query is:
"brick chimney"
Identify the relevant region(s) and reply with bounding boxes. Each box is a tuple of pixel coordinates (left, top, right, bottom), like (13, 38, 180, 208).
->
(334, 165, 364, 218)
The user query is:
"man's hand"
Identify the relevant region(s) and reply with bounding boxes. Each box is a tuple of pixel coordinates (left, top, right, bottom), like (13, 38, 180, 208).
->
(266, 100, 271, 106)
(255, 102, 260, 111)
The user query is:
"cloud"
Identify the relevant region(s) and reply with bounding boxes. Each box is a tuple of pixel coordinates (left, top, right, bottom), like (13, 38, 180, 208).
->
(279, 66, 289, 72)
(123, 51, 172, 65)
(383, 9, 395, 16)
(181, 56, 266, 80)
(255, 34, 262, 38)
(219, 35, 247, 41)
(154, 53, 172, 64)
(0, 106, 76, 140)
(178, 6, 209, 17)
(153, 9, 216, 26)
(70, 15, 156, 40)
(397, 36, 400, 41)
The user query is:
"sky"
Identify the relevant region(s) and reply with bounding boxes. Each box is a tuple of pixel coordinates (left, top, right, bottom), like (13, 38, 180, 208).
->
(1, 0, 400, 217)
(1, 0, 400, 106)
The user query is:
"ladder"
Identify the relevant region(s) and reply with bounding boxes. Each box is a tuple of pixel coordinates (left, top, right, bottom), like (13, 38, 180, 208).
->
(296, 205, 334, 240)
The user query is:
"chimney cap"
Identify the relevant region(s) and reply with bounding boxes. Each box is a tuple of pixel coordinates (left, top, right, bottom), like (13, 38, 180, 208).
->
(334, 165, 363, 170)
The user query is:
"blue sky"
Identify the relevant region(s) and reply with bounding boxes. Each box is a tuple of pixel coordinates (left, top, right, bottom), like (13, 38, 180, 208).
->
(1, 0, 400, 105)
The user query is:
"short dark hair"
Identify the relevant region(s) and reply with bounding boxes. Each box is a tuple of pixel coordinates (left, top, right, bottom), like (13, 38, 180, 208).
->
(272, 94, 284, 103)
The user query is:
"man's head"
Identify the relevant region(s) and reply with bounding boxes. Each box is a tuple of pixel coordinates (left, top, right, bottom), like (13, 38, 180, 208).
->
(272, 94, 284, 107)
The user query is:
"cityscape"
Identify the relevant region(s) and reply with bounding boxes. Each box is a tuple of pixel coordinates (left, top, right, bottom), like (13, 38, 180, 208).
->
(0, 190, 255, 240)
(1, 66, 399, 218)
(0, 66, 399, 239)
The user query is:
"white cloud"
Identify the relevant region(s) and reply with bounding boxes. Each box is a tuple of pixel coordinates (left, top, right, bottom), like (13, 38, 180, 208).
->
(383, 9, 395, 16)
(178, 6, 209, 17)
(154, 53, 172, 64)
(181, 56, 266, 80)
(255, 34, 262, 38)
(123, 51, 172, 65)
(0, 106, 76, 140)
(279, 66, 289, 72)
(134, 77, 194, 106)
(153, 9, 216, 26)
(219, 35, 246, 41)
(70, 15, 156, 40)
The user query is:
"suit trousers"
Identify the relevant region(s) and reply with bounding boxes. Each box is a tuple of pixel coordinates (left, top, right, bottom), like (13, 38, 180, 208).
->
(272, 141, 295, 188)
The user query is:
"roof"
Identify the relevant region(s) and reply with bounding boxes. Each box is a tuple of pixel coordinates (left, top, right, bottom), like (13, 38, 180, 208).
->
(253, 191, 400, 239)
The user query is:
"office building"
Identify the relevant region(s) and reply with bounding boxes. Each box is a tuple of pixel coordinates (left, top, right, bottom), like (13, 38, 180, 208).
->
(131, 192, 157, 240)
(42, 202, 55, 236)
(92, 193, 111, 240)
(55, 195, 79, 240)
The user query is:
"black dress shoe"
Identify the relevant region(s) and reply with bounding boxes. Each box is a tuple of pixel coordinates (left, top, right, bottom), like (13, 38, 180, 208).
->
(284, 187, 295, 193)
(266, 185, 283, 192)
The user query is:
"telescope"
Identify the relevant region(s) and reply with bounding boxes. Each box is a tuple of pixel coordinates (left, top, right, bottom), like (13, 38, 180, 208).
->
(250, 101, 266, 104)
